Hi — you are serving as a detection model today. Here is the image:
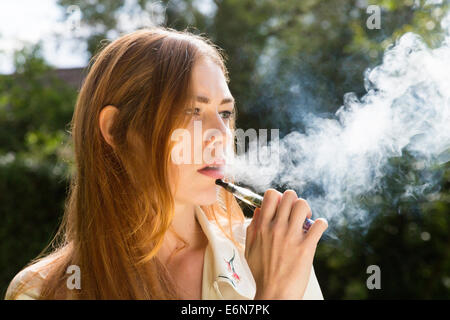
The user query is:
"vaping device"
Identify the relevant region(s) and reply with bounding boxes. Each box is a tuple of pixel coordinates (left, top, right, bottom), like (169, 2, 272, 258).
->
(215, 179, 314, 232)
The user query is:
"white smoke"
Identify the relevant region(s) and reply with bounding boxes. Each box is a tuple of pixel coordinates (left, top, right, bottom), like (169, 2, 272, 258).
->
(227, 13, 450, 231)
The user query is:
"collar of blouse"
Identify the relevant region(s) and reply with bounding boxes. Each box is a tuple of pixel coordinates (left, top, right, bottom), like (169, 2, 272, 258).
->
(194, 205, 256, 300)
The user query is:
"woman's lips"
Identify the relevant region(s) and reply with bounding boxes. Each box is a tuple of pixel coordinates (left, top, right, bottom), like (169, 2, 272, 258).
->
(197, 166, 225, 179)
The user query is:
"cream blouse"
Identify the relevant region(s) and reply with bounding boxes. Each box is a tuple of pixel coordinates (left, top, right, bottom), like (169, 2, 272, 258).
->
(4, 205, 324, 300)
(194, 205, 324, 300)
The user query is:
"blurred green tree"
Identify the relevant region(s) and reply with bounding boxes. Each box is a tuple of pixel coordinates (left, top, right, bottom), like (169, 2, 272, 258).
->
(0, 43, 76, 297)
(57, 0, 449, 132)
(0, 42, 76, 160)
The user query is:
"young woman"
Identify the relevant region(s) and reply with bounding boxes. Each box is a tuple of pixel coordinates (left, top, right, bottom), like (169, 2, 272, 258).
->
(5, 27, 328, 300)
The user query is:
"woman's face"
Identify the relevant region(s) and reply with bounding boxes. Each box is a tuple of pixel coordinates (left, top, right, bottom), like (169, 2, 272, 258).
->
(168, 57, 235, 206)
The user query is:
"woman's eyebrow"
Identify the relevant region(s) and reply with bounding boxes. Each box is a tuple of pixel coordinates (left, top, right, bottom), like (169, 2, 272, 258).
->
(195, 95, 235, 106)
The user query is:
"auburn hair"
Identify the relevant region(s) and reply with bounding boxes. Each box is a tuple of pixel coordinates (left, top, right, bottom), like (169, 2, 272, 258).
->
(8, 27, 246, 299)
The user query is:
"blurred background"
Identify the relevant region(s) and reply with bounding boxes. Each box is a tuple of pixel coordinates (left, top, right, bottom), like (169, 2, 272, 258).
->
(1, 0, 449, 299)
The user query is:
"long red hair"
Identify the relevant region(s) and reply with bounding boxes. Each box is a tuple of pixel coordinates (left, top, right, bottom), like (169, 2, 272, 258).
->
(7, 27, 245, 299)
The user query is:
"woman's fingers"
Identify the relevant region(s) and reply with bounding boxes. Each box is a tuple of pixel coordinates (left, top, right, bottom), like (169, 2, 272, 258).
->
(245, 188, 328, 300)
(305, 201, 312, 219)
(304, 218, 328, 247)
(272, 190, 298, 227)
(287, 198, 310, 238)
(258, 189, 281, 230)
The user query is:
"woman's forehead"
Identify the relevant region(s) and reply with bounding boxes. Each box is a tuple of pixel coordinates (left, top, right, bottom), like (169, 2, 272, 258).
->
(190, 58, 230, 98)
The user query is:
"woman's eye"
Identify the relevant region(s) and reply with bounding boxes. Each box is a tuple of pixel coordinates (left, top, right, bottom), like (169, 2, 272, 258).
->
(185, 107, 201, 116)
(220, 111, 233, 119)
(185, 108, 233, 120)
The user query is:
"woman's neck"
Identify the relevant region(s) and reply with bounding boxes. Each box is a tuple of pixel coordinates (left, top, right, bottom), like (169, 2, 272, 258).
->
(157, 202, 208, 264)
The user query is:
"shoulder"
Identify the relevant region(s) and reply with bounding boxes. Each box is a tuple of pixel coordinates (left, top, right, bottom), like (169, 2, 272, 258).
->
(4, 259, 52, 300)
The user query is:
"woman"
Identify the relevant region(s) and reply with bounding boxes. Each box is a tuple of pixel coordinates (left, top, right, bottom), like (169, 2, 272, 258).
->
(5, 27, 328, 300)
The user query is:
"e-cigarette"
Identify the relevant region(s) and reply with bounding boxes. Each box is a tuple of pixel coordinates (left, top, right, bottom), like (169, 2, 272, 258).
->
(215, 179, 314, 232)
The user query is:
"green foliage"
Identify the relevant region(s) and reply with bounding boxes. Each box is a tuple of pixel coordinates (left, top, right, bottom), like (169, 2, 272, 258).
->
(55, 0, 449, 130)
(58, 0, 126, 56)
(0, 43, 75, 297)
(314, 158, 450, 299)
(0, 158, 68, 299)
(0, 42, 76, 156)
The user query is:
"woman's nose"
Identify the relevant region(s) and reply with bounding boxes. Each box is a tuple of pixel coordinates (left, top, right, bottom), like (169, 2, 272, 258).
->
(204, 134, 228, 163)
(204, 115, 231, 145)
(203, 121, 231, 158)
(205, 133, 224, 150)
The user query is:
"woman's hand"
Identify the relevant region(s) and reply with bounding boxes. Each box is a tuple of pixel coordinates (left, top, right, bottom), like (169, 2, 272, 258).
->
(244, 189, 328, 300)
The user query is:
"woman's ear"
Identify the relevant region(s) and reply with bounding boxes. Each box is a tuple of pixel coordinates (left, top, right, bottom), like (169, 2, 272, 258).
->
(99, 105, 119, 148)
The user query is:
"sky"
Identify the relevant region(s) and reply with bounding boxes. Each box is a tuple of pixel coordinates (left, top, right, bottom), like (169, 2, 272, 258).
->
(0, 0, 88, 74)
(0, 0, 216, 74)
